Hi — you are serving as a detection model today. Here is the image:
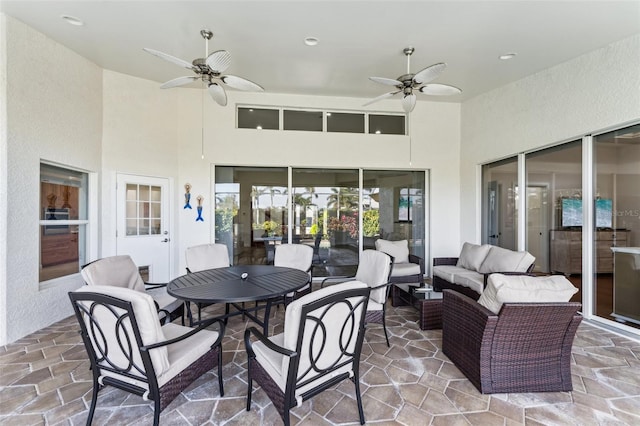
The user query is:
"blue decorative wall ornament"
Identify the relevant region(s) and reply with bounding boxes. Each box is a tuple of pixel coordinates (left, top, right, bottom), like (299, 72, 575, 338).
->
(184, 183, 192, 209)
(196, 195, 204, 222)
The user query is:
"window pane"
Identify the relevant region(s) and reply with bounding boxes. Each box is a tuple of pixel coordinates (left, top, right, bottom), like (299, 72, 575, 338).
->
(238, 107, 279, 130)
(481, 158, 518, 250)
(150, 202, 161, 218)
(126, 219, 137, 236)
(593, 124, 640, 330)
(284, 110, 322, 131)
(126, 201, 137, 218)
(150, 186, 161, 202)
(126, 184, 137, 201)
(327, 112, 364, 133)
(150, 219, 161, 235)
(139, 185, 150, 201)
(40, 163, 88, 282)
(369, 114, 405, 135)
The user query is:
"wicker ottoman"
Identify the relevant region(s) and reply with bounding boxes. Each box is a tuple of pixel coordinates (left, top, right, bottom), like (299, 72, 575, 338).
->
(392, 284, 443, 330)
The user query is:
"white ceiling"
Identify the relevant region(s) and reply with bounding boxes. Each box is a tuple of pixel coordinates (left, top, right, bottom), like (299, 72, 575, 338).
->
(2, 1, 639, 102)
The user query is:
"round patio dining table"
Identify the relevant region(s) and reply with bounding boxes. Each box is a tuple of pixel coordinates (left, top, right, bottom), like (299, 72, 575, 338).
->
(168, 265, 310, 333)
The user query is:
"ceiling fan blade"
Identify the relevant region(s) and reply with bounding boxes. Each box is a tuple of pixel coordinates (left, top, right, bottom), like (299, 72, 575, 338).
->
(402, 93, 416, 113)
(221, 75, 264, 92)
(208, 82, 227, 106)
(205, 50, 231, 73)
(363, 90, 401, 107)
(160, 76, 199, 89)
(369, 77, 403, 87)
(419, 83, 462, 96)
(143, 48, 195, 70)
(413, 63, 446, 84)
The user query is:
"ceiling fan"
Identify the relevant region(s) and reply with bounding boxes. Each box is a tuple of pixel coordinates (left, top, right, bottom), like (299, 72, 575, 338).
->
(143, 29, 264, 106)
(364, 47, 462, 113)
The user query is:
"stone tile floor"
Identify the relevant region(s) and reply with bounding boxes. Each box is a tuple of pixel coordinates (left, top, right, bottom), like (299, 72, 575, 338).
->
(1, 297, 640, 425)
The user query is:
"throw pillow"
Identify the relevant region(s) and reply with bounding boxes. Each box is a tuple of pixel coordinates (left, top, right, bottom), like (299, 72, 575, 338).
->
(456, 242, 491, 271)
(477, 246, 535, 274)
(477, 273, 578, 314)
(375, 239, 409, 264)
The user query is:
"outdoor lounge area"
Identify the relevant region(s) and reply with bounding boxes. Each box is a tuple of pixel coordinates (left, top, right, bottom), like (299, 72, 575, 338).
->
(1, 2, 640, 425)
(2, 292, 640, 425)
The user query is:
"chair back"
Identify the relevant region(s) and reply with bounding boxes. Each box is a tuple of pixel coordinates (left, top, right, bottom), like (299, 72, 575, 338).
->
(274, 244, 313, 273)
(185, 243, 230, 272)
(355, 250, 392, 304)
(81, 255, 145, 292)
(69, 285, 170, 389)
(282, 281, 370, 402)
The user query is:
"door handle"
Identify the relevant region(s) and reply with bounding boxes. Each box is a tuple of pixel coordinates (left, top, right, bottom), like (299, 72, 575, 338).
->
(161, 238, 170, 243)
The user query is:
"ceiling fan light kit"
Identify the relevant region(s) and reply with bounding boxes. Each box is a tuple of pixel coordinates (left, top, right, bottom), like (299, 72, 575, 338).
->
(143, 29, 264, 106)
(365, 47, 462, 113)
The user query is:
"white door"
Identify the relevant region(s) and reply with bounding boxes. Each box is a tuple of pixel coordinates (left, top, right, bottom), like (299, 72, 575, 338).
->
(526, 185, 549, 273)
(116, 174, 171, 282)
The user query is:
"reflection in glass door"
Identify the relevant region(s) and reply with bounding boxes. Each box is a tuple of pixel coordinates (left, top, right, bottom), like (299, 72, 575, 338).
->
(482, 158, 518, 250)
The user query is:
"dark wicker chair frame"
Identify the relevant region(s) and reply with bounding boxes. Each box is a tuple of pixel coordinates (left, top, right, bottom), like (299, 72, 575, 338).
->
(442, 289, 582, 394)
(244, 286, 371, 426)
(69, 291, 225, 426)
(432, 257, 535, 300)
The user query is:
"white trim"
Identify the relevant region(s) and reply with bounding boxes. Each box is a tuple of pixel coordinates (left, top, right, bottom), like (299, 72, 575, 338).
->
(582, 135, 594, 319)
(517, 153, 526, 251)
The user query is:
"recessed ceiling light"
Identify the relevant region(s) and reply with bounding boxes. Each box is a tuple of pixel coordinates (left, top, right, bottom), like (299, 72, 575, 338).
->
(304, 37, 319, 46)
(256, 125, 263, 130)
(326, 112, 332, 117)
(61, 15, 84, 26)
(375, 130, 381, 134)
(499, 53, 517, 60)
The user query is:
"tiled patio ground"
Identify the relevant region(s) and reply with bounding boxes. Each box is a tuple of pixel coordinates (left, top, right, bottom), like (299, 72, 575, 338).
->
(1, 294, 640, 425)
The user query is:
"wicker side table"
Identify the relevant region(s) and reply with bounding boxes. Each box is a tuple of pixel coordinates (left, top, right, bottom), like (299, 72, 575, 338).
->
(392, 284, 443, 330)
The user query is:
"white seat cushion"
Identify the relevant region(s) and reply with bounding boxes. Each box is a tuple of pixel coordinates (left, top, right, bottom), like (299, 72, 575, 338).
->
(355, 250, 392, 304)
(366, 299, 384, 311)
(478, 246, 535, 274)
(147, 286, 182, 314)
(456, 243, 491, 272)
(433, 265, 470, 283)
(274, 244, 313, 272)
(390, 262, 421, 277)
(478, 273, 578, 314)
(375, 239, 409, 264)
(453, 271, 485, 295)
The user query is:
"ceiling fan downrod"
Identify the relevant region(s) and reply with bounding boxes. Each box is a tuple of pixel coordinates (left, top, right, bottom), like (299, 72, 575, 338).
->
(404, 47, 414, 74)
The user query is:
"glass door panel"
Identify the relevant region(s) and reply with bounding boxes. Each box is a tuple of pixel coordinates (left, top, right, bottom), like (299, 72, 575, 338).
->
(292, 168, 359, 275)
(593, 124, 640, 330)
(362, 170, 426, 261)
(525, 141, 582, 302)
(482, 158, 518, 250)
(215, 167, 288, 265)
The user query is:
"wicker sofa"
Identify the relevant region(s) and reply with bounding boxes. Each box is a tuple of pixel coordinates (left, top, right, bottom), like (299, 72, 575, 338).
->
(432, 243, 535, 300)
(442, 287, 582, 394)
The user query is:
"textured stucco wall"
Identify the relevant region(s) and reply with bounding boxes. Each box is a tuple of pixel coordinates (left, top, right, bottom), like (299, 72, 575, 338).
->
(173, 89, 462, 274)
(2, 16, 102, 344)
(460, 34, 640, 246)
(0, 15, 9, 344)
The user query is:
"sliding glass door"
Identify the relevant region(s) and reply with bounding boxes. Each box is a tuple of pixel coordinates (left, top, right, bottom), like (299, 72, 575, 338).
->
(214, 166, 428, 277)
(481, 158, 518, 250)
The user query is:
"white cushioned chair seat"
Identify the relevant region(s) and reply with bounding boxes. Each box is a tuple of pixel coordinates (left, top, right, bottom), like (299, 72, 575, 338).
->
(478, 246, 535, 274)
(185, 243, 230, 272)
(433, 265, 471, 283)
(147, 287, 182, 316)
(456, 242, 491, 271)
(453, 272, 485, 295)
(366, 299, 384, 311)
(478, 273, 578, 314)
(355, 251, 392, 304)
(254, 282, 368, 401)
(375, 239, 410, 264)
(390, 262, 421, 277)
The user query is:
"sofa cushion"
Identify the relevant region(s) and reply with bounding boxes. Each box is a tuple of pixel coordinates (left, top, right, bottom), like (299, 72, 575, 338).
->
(433, 265, 470, 283)
(478, 246, 535, 274)
(390, 262, 421, 277)
(375, 239, 409, 264)
(478, 273, 578, 314)
(456, 243, 491, 272)
(453, 272, 485, 296)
